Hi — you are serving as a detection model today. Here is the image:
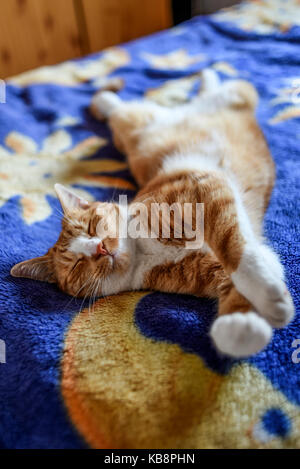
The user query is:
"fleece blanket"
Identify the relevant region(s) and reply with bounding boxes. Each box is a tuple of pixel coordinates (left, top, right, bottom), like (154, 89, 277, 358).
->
(0, 0, 299, 449)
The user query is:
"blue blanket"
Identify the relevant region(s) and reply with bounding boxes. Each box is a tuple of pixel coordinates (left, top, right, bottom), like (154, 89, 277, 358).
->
(0, 0, 299, 449)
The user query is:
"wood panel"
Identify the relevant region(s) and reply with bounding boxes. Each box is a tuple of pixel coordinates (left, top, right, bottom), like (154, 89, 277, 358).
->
(81, 0, 172, 53)
(0, 0, 82, 78)
(0, 0, 172, 79)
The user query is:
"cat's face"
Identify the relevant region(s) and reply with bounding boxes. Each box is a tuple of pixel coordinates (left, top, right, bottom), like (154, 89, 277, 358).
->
(11, 184, 133, 298)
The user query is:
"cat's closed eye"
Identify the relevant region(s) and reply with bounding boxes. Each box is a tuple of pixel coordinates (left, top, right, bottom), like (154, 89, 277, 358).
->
(87, 214, 102, 237)
(70, 258, 83, 274)
(87, 219, 93, 236)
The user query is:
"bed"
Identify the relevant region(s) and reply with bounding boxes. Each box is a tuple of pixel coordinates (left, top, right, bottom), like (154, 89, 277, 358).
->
(0, 0, 299, 449)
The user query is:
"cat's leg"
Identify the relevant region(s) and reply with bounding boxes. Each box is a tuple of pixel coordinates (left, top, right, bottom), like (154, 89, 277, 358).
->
(142, 244, 272, 357)
(91, 90, 168, 131)
(90, 91, 164, 156)
(211, 281, 272, 357)
(197, 172, 294, 328)
(194, 69, 258, 111)
(90, 90, 124, 120)
(91, 89, 167, 121)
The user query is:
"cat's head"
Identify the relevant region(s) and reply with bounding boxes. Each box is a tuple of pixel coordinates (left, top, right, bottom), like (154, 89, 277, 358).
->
(11, 184, 133, 297)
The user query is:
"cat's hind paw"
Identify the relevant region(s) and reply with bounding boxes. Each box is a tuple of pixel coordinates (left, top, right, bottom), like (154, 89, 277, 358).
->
(210, 312, 272, 358)
(90, 90, 122, 120)
(201, 68, 221, 92)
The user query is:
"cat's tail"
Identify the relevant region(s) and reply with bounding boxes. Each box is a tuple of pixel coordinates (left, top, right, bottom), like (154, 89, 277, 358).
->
(90, 77, 124, 121)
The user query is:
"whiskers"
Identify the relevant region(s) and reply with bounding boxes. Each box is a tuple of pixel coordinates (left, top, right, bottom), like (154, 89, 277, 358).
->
(58, 273, 98, 316)
(52, 205, 77, 228)
(87, 275, 102, 318)
(70, 271, 102, 319)
(81, 272, 104, 319)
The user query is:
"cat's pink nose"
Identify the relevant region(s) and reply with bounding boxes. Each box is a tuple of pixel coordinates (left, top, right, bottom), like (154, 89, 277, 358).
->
(96, 242, 108, 256)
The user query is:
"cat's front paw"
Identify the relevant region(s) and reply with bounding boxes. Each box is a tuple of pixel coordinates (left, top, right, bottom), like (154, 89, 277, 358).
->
(210, 312, 272, 358)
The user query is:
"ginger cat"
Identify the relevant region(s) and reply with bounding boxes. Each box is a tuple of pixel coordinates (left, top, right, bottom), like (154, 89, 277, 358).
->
(11, 70, 294, 358)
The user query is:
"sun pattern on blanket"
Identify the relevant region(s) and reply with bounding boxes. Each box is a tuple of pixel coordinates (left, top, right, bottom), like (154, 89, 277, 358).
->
(142, 49, 206, 69)
(62, 292, 300, 449)
(0, 131, 132, 224)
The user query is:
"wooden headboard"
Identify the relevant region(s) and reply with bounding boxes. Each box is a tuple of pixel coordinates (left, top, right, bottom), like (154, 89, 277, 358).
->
(0, 0, 171, 78)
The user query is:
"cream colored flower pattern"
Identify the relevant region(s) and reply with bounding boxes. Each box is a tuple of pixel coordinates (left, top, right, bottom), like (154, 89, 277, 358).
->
(269, 77, 300, 124)
(0, 130, 133, 224)
(214, 0, 300, 34)
(10, 48, 129, 86)
(212, 62, 238, 77)
(146, 72, 203, 106)
(142, 49, 205, 70)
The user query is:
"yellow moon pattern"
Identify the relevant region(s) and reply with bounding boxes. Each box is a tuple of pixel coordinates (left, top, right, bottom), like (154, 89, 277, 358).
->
(61, 292, 300, 449)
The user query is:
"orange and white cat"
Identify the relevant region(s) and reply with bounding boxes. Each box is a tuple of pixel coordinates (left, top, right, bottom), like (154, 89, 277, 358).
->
(11, 70, 294, 358)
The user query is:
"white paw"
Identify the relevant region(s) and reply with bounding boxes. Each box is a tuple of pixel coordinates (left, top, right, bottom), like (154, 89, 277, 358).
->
(232, 244, 294, 329)
(210, 312, 272, 358)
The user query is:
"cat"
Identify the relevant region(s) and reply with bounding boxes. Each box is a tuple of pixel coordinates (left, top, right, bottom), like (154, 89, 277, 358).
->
(11, 69, 294, 358)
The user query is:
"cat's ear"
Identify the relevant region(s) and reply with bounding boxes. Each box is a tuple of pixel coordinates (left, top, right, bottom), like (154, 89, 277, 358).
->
(54, 184, 90, 214)
(10, 254, 56, 283)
